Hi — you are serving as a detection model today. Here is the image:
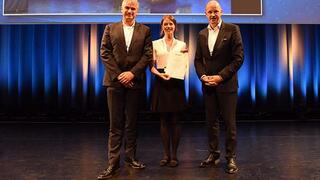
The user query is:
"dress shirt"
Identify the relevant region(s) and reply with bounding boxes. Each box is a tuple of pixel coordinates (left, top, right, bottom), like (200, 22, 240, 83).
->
(123, 21, 135, 52)
(208, 20, 222, 56)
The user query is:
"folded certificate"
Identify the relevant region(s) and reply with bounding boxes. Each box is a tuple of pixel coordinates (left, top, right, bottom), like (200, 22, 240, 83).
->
(164, 52, 188, 80)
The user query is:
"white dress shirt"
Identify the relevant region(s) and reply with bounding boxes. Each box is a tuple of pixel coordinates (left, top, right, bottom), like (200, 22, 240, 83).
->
(200, 20, 222, 80)
(123, 21, 135, 52)
(208, 20, 222, 56)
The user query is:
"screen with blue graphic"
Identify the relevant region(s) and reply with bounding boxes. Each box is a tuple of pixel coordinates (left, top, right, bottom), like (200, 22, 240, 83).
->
(3, 0, 261, 15)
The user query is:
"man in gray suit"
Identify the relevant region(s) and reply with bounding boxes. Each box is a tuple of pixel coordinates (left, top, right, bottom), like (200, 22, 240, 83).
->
(194, 0, 244, 174)
(98, 0, 152, 179)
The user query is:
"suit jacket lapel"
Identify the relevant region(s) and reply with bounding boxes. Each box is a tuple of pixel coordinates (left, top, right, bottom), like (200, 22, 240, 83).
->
(203, 29, 211, 57)
(213, 22, 225, 53)
(117, 22, 127, 54)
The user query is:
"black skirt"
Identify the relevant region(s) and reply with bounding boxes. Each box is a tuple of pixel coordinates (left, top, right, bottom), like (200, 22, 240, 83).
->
(151, 69, 187, 112)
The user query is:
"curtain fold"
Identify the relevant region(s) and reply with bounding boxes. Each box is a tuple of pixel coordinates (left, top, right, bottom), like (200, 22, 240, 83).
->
(0, 24, 319, 117)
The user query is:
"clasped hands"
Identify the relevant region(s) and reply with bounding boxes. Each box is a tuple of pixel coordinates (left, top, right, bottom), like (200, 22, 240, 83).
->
(118, 71, 134, 88)
(201, 75, 223, 87)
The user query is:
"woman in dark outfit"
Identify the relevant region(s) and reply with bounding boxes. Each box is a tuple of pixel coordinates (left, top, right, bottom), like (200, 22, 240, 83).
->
(150, 15, 188, 167)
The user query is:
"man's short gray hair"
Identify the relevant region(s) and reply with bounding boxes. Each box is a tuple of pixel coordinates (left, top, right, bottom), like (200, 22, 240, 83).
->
(122, 0, 139, 9)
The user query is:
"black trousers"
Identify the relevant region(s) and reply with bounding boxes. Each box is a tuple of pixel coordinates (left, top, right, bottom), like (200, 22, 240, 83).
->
(106, 87, 143, 166)
(203, 88, 238, 159)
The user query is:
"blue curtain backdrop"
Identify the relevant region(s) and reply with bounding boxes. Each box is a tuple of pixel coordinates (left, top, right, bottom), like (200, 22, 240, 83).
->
(0, 24, 319, 119)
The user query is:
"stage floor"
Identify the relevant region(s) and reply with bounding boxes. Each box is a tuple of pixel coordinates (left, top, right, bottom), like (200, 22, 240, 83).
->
(1, 121, 320, 180)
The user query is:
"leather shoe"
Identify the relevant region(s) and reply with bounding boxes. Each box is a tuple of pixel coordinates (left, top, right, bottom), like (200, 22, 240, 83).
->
(199, 153, 220, 168)
(125, 158, 146, 169)
(97, 164, 120, 179)
(225, 158, 239, 174)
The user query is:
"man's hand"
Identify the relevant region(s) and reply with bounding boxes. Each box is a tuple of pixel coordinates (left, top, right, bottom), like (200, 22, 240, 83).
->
(123, 81, 134, 88)
(208, 75, 223, 83)
(118, 71, 135, 88)
(118, 71, 134, 84)
(201, 75, 210, 83)
(201, 75, 216, 86)
(201, 75, 223, 87)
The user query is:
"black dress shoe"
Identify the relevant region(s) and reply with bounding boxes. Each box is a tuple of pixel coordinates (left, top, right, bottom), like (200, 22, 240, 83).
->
(225, 158, 239, 174)
(125, 158, 146, 169)
(199, 153, 220, 168)
(97, 165, 120, 179)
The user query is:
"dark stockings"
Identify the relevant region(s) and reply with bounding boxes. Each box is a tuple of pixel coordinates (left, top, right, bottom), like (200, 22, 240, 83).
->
(160, 113, 181, 161)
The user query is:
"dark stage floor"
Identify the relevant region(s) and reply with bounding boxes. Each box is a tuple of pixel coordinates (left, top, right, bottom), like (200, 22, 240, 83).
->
(1, 121, 320, 180)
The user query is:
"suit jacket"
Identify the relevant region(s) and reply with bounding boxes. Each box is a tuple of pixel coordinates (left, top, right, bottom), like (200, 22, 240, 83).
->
(100, 22, 153, 89)
(194, 22, 244, 93)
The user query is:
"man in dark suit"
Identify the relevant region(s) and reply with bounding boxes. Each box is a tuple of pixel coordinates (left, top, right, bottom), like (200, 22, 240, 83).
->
(194, 0, 244, 174)
(97, 0, 152, 179)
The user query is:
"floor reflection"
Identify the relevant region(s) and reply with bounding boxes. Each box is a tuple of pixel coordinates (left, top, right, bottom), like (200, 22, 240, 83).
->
(0, 122, 319, 179)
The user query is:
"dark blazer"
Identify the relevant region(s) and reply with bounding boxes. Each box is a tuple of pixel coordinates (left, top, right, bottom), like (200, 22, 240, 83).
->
(194, 22, 244, 92)
(100, 22, 153, 89)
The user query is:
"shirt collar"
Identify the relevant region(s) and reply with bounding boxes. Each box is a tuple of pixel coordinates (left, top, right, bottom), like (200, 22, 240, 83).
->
(161, 37, 176, 41)
(207, 19, 222, 31)
(122, 21, 135, 28)
(161, 37, 177, 46)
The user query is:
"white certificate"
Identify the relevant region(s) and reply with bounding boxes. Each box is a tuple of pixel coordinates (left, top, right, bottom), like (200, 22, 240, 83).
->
(164, 52, 188, 80)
